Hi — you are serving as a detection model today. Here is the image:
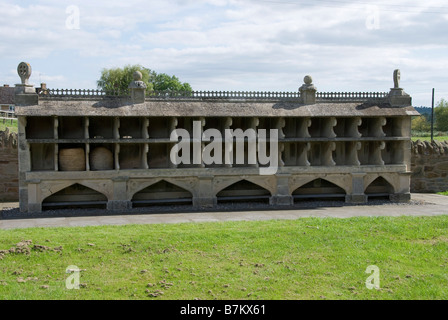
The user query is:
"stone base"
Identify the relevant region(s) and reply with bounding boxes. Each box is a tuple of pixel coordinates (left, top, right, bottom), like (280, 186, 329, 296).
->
(388, 88, 412, 107)
(28, 203, 42, 213)
(15, 93, 38, 106)
(345, 194, 368, 204)
(107, 200, 132, 211)
(193, 197, 216, 208)
(389, 193, 411, 203)
(270, 195, 294, 206)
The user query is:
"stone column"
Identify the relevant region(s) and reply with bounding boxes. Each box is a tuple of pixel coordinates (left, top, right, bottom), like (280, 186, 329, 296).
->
(27, 179, 42, 213)
(18, 116, 30, 212)
(108, 176, 132, 210)
(193, 175, 215, 207)
(270, 173, 293, 205)
(390, 172, 411, 202)
(346, 173, 367, 203)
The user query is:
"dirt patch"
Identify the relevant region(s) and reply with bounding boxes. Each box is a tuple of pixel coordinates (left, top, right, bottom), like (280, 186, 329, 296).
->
(413, 236, 448, 245)
(0, 240, 63, 260)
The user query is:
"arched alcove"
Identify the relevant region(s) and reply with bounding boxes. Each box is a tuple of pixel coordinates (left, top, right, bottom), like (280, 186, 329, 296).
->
(131, 180, 193, 207)
(216, 180, 271, 204)
(292, 178, 346, 202)
(365, 176, 394, 200)
(42, 183, 108, 210)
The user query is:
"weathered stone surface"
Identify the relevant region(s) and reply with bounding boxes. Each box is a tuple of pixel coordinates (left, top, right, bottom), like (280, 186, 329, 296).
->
(16, 100, 419, 118)
(0, 130, 19, 201)
(410, 140, 448, 193)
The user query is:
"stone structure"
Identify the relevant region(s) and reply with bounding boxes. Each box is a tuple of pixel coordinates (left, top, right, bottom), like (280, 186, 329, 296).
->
(13, 62, 418, 213)
(0, 85, 15, 111)
(0, 128, 18, 202)
(411, 140, 448, 193)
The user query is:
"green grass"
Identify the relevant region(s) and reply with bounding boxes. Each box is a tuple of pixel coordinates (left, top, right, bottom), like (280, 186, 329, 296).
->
(437, 191, 448, 196)
(412, 136, 448, 142)
(0, 216, 447, 300)
(0, 119, 18, 134)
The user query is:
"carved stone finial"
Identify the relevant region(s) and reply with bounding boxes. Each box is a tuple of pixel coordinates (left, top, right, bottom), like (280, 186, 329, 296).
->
(388, 69, 411, 106)
(128, 70, 146, 103)
(17, 62, 32, 85)
(299, 74, 317, 105)
(133, 71, 143, 81)
(393, 69, 401, 89)
(304, 75, 313, 85)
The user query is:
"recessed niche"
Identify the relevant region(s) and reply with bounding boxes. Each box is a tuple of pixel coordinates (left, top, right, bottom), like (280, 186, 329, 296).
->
(119, 144, 147, 169)
(26, 117, 54, 139)
(30, 143, 55, 171)
(89, 117, 114, 139)
(120, 117, 144, 139)
(148, 117, 171, 139)
(58, 117, 85, 139)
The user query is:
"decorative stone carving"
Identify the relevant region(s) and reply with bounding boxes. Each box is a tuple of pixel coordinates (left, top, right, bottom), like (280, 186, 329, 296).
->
(299, 75, 317, 105)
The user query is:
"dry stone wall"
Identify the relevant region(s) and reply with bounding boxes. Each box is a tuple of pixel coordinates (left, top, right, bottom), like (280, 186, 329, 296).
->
(411, 140, 448, 193)
(0, 128, 18, 201)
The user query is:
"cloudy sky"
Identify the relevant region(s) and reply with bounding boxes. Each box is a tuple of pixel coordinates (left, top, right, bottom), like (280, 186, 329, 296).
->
(1, 0, 447, 106)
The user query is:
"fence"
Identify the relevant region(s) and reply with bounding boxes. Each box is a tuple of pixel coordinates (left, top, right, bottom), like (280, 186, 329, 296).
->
(38, 88, 389, 103)
(0, 110, 16, 125)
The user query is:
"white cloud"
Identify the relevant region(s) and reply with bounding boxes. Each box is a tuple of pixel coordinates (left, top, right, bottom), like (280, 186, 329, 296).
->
(1, 0, 448, 106)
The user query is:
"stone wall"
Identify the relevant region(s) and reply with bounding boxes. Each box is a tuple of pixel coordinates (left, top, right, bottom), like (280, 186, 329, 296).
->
(0, 128, 18, 201)
(411, 140, 448, 193)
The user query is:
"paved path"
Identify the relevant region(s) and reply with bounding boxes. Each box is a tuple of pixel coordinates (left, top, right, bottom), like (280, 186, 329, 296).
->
(1, 193, 448, 230)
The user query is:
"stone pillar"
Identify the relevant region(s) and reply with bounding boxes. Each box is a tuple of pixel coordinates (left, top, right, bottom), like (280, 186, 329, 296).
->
(270, 173, 293, 205)
(388, 69, 412, 107)
(193, 175, 215, 207)
(18, 116, 30, 212)
(27, 180, 42, 213)
(14, 62, 38, 106)
(128, 71, 146, 104)
(390, 172, 411, 202)
(108, 176, 132, 210)
(299, 75, 317, 105)
(346, 173, 367, 203)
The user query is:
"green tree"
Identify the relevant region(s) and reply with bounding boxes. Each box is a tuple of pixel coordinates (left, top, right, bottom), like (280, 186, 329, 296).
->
(435, 98, 448, 131)
(411, 115, 430, 132)
(152, 73, 192, 92)
(97, 65, 192, 94)
(97, 64, 153, 94)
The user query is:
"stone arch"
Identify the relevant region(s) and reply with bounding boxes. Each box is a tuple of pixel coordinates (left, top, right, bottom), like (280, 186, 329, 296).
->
(216, 179, 271, 203)
(131, 179, 193, 207)
(365, 176, 395, 198)
(364, 174, 397, 194)
(214, 176, 274, 196)
(290, 175, 350, 195)
(129, 178, 197, 200)
(292, 178, 346, 201)
(42, 183, 108, 209)
(40, 180, 110, 203)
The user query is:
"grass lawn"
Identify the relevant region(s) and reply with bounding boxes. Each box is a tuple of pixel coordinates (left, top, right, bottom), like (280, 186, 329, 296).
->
(0, 119, 18, 134)
(0, 216, 447, 300)
(411, 136, 448, 142)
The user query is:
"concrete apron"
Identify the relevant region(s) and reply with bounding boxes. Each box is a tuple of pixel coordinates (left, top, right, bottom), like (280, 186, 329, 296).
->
(0, 193, 448, 230)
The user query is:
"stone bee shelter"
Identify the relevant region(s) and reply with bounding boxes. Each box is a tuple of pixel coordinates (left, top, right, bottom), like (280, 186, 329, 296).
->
(14, 62, 418, 213)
